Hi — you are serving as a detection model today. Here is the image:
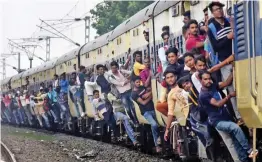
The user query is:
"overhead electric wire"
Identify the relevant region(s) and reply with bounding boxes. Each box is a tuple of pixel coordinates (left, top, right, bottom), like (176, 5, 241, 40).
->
(39, 19, 80, 46)
(8, 39, 45, 62)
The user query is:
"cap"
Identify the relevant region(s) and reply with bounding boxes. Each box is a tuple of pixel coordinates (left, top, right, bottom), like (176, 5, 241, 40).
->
(17, 91, 20, 94)
(40, 87, 44, 90)
(208, 1, 225, 11)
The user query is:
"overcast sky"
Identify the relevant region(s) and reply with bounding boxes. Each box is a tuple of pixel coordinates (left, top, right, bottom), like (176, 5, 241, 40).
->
(0, 0, 102, 80)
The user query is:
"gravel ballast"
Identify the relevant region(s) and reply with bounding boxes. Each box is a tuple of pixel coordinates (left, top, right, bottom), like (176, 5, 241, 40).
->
(1, 125, 172, 162)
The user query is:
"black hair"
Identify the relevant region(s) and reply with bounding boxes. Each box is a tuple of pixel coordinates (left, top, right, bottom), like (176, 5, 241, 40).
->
(96, 64, 104, 70)
(208, 1, 225, 12)
(93, 90, 99, 95)
(198, 70, 211, 80)
(110, 61, 119, 68)
(161, 32, 169, 39)
(203, 6, 208, 13)
(177, 75, 191, 89)
(79, 65, 85, 71)
(163, 69, 178, 78)
(182, 25, 188, 35)
(194, 55, 206, 65)
(183, 10, 191, 19)
(131, 76, 141, 82)
(133, 51, 142, 58)
(44, 88, 49, 93)
(54, 74, 58, 77)
(143, 30, 149, 35)
(165, 47, 178, 56)
(187, 19, 198, 28)
(183, 52, 194, 60)
(162, 26, 170, 32)
(55, 86, 61, 93)
(48, 84, 53, 89)
(190, 48, 201, 55)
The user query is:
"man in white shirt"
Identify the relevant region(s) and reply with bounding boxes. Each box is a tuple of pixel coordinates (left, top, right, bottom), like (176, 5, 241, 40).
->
(108, 61, 138, 125)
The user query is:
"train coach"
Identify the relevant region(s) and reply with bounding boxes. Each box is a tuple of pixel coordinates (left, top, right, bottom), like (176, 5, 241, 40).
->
(1, 0, 262, 161)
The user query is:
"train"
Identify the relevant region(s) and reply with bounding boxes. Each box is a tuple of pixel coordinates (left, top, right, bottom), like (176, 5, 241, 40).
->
(1, 0, 262, 162)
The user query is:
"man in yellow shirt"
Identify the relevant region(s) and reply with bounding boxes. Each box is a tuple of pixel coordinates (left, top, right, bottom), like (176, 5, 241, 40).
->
(133, 51, 145, 76)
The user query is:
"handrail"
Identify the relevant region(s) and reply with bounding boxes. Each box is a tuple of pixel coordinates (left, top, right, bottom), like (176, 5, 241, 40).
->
(246, 1, 257, 99)
(250, 1, 258, 97)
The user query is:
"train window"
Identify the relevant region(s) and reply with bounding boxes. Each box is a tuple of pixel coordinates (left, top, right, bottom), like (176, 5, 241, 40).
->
(190, 0, 199, 6)
(122, 57, 125, 63)
(60, 64, 63, 69)
(172, 4, 179, 17)
(136, 28, 139, 36)
(156, 45, 158, 50)
(169, 40, 173, 46)
(85, 53, 89, 58)
(161, 43, 164, 47)
(112, 50, 114, 55)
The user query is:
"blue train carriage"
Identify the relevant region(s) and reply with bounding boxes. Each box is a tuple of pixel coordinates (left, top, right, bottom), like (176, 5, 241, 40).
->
(55, 48, 80, 118)
(234, 1, 262, 130)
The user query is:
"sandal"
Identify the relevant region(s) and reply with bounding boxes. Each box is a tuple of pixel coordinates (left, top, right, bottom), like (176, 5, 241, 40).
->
(248, 149, 258, 158)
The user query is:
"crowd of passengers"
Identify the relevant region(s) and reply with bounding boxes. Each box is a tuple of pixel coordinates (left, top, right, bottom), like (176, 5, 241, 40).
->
(0, 1, 259, 161)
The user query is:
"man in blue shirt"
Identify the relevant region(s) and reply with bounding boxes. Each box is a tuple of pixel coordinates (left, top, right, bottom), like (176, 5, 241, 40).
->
(198, 70, 258, 161)
(48, 85, 60, 123)
(59, 73, 69, 94)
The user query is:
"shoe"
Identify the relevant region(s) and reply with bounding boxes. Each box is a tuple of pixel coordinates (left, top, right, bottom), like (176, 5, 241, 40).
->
(133, 142, 141, 147)
(157, 137, 161, 145)
(237, 118, 244, 125)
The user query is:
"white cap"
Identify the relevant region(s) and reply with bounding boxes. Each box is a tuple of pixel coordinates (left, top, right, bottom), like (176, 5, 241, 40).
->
(17, 91, 20, 94)
(40, 87, 43, 90)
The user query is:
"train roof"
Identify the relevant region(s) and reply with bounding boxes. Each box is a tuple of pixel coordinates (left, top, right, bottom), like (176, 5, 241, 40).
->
(80, 32, 111, 55)
(1, 77, 12, 85)
(108, 1, 178, 41)
(55, 48, 80, 65)
(22, 66, 38, 78)
(34, 58, 58, 73)
(11, 71, 25, 82)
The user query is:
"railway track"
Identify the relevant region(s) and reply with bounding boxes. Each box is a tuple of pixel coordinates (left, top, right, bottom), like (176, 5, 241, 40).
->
(1, 141, 16, 162)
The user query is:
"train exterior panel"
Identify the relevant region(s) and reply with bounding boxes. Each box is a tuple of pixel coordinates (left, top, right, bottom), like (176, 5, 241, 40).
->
(234, 1, 262, 128)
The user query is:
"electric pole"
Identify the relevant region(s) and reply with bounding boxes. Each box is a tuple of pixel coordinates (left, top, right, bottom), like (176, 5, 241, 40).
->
(84, 16, 91, 43)
(46, 37, 50, 61)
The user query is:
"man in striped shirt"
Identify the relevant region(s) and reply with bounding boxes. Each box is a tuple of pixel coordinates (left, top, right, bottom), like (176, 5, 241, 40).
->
(208, 1, 242, 122)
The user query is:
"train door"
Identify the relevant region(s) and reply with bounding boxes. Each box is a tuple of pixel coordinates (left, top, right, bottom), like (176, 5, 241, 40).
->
(234, 1, 262, 127)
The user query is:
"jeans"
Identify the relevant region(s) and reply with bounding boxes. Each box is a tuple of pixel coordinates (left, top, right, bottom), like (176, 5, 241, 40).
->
(12, 109, 21, 125)
(120, 90, 138, 124)
(3, 109, 11, 122)
(60, 103, 71, 124)
(114, 112, 136, 143)
(42, 112, 51, 128)
(24, 105, 33, 125)
(220, 64, 241, 119)
(216, 121, 250, 161)
(18, 108, 26, 124)
(50, 102, 60, 123)
(143, 110, 159, 146)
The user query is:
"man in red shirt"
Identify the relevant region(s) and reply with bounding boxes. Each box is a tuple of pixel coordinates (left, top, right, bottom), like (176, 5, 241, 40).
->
(186, 19, 206, 56)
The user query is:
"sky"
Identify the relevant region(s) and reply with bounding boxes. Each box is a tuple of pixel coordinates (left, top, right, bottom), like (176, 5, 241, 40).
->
(0, 0, 103, 80)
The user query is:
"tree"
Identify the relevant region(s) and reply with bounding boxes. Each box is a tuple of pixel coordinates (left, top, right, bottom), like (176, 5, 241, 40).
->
(90, 1, 154, 36)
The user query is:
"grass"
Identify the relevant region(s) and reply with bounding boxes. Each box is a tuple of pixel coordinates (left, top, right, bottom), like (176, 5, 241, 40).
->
(6, 129, 54, 141)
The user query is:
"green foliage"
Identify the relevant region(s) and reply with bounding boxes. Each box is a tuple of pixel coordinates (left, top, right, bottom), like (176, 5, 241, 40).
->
(90, 1, 154, 35)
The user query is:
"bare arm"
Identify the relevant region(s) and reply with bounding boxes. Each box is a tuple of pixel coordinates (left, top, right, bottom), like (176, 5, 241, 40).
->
(218, 73, 233, 89)
(210, 95, 232, 108)
(208, 55, 234, 73)
(136, 96, 152, 105)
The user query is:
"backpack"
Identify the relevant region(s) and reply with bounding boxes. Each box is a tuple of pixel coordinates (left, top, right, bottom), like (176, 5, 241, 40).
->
(207, 18, 230, 67)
